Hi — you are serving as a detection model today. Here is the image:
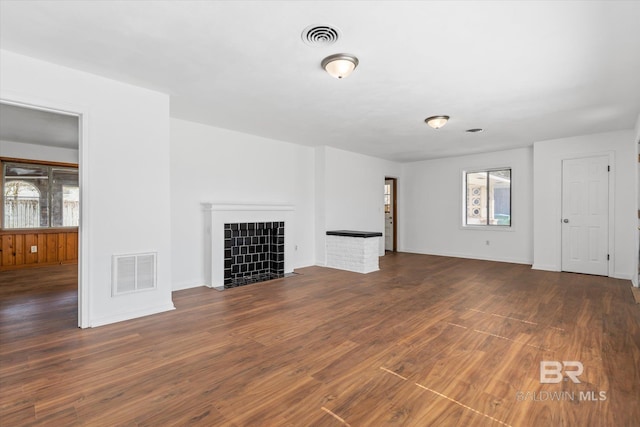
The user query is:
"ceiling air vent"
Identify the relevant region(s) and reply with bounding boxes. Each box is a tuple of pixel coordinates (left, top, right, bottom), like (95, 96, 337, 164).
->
(301, 25, 341, 46)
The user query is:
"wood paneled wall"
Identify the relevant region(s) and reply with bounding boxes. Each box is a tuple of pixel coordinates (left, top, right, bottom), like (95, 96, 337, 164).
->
(0, 229, 78, 271)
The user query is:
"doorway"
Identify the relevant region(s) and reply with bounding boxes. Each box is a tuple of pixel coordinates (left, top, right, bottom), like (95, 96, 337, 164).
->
(561, 155, 609, 276)
(0, 101, 83, 325)
(384, 178, 397, 252)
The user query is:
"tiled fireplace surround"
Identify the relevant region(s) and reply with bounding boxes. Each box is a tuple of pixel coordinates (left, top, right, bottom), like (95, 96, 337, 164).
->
(203, 203, 294, 290)
(223, 221, 284, 288)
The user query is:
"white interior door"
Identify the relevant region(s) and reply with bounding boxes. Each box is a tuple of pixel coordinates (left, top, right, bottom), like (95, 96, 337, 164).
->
(561, 156, 609, 276)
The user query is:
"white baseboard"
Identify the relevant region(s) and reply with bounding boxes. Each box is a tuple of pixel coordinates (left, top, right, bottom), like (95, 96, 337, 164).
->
(90, 302, 175, 327)
(532, 264, 561, 272)
(172, 281, 205, 291)
(293, 262, 316, 269)
(612, 272, 633, 281)
(401, 248, 532, 266)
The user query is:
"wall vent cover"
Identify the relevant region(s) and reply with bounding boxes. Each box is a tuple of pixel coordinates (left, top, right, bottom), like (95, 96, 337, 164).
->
(112, 252, 157, 296)
(301, 25, 340, 46)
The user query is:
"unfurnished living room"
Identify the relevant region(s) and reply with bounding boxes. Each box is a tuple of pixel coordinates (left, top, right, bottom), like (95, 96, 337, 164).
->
(1, 1, 639, 426)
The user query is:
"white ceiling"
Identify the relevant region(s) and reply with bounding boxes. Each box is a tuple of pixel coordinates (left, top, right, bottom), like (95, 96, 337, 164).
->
(1, 1, 639, 162)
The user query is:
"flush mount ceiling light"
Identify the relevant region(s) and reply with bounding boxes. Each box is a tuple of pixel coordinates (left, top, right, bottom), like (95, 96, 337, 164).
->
(424, 115, 450, 129)
(321, 53, 359, 79)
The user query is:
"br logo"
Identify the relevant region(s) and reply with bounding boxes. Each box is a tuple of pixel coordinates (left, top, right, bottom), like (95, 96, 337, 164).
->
(540, 361, 583, 384)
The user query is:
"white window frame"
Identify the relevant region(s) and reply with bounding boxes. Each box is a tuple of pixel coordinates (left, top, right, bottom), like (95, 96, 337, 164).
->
(462, 167, 513, 230)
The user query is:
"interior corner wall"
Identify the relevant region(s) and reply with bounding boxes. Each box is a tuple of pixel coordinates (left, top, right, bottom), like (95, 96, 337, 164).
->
(401, 147, 533, 264)
(314, 146, 327, 265)
(634, 114, 640, 287)
(0, 49, 174, 327)
(169, 118, 315, 290)
(0, 140, 79, 164)
(532, 129, 636, 280)
(314, 146, 402, 265)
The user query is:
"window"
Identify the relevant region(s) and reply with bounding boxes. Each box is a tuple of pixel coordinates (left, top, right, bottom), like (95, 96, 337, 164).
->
(384, 183, 391, 213)
(2, 159, 79, 229)
(464, 168, 511, 227)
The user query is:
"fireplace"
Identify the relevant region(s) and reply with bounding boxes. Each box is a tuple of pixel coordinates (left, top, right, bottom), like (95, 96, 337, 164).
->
(224, 221, 284, 288)
(202, 203, 295, 290)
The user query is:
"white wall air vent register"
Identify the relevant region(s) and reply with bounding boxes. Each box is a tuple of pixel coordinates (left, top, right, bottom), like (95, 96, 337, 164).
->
(112, 252, 157, 296)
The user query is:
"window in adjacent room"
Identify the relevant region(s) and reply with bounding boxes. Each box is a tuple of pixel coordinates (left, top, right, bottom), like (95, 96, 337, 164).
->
(2, 159, 79, 229)
(464, 168, 511, 227)
(384, 183, 391, 213)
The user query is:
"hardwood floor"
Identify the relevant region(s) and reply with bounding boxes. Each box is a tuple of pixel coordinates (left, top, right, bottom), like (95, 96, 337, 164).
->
(1, 254, 639, 426)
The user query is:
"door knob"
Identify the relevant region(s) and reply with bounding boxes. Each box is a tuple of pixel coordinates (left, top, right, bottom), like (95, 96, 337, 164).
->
(563, 219, 569, 223)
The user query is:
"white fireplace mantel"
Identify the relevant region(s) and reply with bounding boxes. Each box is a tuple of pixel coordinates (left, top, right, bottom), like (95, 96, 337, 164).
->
(202, 203, 296, 212)
(202, 203, 295, 289)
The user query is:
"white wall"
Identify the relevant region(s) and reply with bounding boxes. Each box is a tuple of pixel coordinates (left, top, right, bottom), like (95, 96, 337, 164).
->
(401, 147, 533, 264)
(533, 129, 636, 280)
(634, 114, 640, 287)
(314, 146, 402, 265)
(0, 139, 78, 163)
(0, 50, 173, 327)
(170, 118, 315, 290)
(314, 147, 326, 264)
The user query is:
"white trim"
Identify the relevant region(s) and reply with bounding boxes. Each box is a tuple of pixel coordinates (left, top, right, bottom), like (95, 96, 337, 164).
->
(459, 225, 515, 232)
(532, 264, 561, 272)
(460, 166, 514, 230)
(172, 281, 207, 291)
(611, 272, 633, 281)
(401, 248, 532, 266)
(90, 303, 175, 328)
(0, 91, 91, 328)
(202, 203, 295, 212)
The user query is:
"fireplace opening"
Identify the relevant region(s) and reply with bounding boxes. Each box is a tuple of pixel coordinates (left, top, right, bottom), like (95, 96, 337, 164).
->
(224, 222, 285, 288)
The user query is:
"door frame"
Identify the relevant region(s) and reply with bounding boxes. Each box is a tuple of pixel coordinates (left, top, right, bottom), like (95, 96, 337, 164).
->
(560, 153, 614, 277)
(385, 177, 398, 252)
(0, 93, 90, 327)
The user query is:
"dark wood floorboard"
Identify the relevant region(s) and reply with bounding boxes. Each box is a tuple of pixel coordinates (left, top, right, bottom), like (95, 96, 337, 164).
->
(1, 254, 639, 426)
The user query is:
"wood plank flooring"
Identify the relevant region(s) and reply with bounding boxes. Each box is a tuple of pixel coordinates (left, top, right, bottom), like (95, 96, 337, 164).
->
(1, 254, 639, 426)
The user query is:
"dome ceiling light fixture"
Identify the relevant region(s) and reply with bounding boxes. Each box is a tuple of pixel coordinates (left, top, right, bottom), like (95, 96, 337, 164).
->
(321, 53, 359, 79)
(424, 115, 450, 129)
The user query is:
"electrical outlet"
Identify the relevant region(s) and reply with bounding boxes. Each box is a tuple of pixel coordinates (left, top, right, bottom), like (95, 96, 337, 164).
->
(31, 245, 38, 253)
